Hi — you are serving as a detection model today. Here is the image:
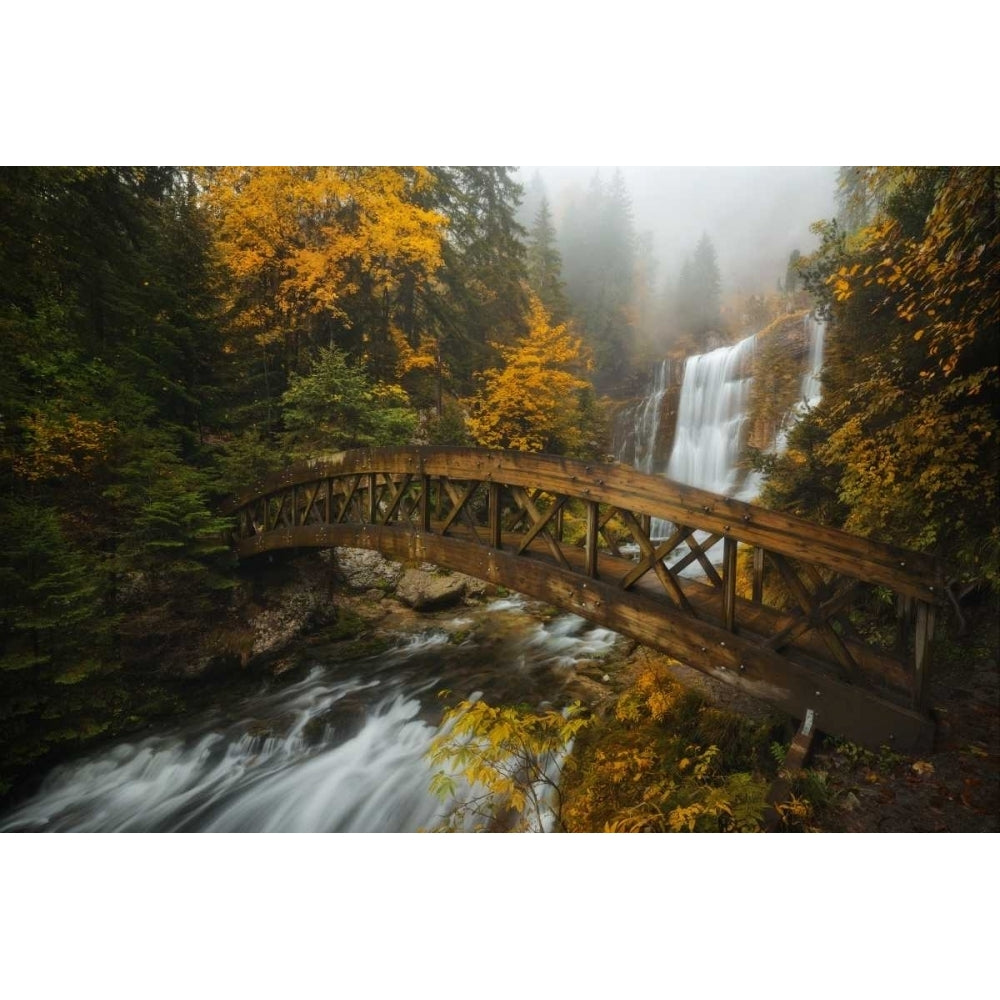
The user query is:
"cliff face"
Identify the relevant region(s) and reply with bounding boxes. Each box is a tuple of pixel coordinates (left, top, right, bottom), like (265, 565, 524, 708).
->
(745, 311, 812, 452)
(609, 360, 683, 470)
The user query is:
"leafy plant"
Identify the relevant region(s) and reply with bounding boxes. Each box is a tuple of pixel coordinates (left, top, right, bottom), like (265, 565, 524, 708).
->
(427, 697, 589, 832)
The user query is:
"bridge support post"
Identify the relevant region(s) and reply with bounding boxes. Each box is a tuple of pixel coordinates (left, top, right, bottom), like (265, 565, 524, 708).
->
(368, 473, 378, 523)
(585, 501, 599, 578)
(765, 708, 817, 829)
(723, 537, 738, 632)
(421, 475, 431, 532)
(752, 545, 764, 603)
(488, 481, 502, 549)
(913, 601, 936, 710)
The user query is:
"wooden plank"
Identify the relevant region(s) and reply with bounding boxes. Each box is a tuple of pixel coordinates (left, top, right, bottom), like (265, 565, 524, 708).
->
(668, 533, 722, 577)
(619, 513, 694, 614)
(769, 552, 862, 684)
(683, 532, 724, 586)
(440, 478, 482, 542)
(510, 486, 570, 570)
(420, 475, 431, 532)
(598, 506, 623, 558)
(367, 472, 378, 523)
(516, 495, 567, 556)
(379, 473, 412, 525)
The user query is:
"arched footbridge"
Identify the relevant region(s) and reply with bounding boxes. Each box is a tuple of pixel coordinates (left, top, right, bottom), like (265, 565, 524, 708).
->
(224, 447, 945, 752)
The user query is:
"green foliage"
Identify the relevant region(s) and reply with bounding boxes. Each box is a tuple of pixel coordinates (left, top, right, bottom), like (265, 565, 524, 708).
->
(675, 233, 723, 344)
(525, 196, 568, 323)
(281, 345, 419, 457)
(427, 697, 590, 832)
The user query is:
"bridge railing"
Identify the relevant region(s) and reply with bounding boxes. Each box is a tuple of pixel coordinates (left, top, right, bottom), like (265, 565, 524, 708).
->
(224, 447, 946, 744)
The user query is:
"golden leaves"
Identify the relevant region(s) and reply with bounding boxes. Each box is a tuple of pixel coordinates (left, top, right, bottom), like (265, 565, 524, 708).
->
(465, 294, 593, 454)
(201, 166, 446, 348)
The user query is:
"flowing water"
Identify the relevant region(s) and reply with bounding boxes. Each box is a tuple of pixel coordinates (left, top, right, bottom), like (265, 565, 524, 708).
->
(622, 312, 826, 549)
(0, 597, 620, 833)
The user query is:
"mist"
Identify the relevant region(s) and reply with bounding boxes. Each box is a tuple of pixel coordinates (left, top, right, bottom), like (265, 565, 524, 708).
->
(517, 166, 838, 296)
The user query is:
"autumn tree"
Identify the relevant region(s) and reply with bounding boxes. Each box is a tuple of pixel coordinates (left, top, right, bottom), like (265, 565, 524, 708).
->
(763, 167, 1000, 590)
(200, 166, 447, 425)
(428, 697, 589, 832)
(465, 294, 598, 455)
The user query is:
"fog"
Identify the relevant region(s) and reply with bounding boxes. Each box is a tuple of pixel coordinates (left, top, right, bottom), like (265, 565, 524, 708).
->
(517, 166, 838, 296)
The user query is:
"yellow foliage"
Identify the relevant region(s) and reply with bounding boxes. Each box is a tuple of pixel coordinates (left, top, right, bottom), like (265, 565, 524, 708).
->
(465, 294, 594, 454)
(427, 697, 589, 832)
(14, 412, 117, 482)
(201, 166, 446, 349)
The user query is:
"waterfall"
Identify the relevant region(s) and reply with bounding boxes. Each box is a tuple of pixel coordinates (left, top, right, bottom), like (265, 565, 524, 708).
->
(665, 334, 759, 499)
(623, 313, 826, 542)
(774, 313, 827, 453)
(633, 359, 670, 474)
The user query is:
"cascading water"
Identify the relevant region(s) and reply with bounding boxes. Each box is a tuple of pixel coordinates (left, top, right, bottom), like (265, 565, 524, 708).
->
(665, 334, 759, 499)
(633, 359, 671, 475)
(624, 313, 826, 544)
(0, 597, 620, 833)
(774, 312, 826, 452)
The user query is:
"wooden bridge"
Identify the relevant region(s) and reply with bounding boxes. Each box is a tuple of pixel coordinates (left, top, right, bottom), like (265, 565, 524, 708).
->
(224, 446, 945, 752)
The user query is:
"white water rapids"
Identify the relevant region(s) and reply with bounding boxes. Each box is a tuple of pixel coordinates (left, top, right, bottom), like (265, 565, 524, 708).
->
(0, 597, 619, 833)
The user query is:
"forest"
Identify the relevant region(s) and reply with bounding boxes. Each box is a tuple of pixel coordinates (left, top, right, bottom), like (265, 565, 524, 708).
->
(0, 165, 997, 828)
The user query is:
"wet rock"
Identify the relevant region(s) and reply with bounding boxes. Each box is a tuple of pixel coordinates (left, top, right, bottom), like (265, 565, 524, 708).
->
(396, 568, 468, 611)
(333, 548, 404, 592)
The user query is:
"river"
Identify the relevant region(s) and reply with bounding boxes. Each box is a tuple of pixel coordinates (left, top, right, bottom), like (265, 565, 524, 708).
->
(0, 595, 620, 832)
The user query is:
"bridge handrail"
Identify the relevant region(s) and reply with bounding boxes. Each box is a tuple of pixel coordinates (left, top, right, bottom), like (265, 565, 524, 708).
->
(223, 446, 945, 604)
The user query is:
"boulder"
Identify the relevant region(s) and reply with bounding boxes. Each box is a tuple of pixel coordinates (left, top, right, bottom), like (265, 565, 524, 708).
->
(333, 548, 403, 592)
(395, 568, 468, 611)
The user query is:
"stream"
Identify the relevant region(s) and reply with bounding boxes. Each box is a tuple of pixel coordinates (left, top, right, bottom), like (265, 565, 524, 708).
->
(0, 596, 620, 832)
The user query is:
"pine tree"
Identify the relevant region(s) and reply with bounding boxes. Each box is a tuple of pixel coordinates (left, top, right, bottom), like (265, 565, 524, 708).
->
(526, 196, 568, 323)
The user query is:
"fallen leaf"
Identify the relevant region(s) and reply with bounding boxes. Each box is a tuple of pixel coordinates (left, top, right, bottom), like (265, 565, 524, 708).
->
(911, 760, 935, 776)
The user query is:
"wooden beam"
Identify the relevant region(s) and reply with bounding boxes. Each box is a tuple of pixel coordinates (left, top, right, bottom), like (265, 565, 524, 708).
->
(752, 545, 764, 603)
(488, 481, 502, 549)
(585, 500, 599, 579)
(722, 536, 737, 632)
(913, 601, 936, 710)
(420, 475, 431, 533)
(619, 512, 694, 614)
